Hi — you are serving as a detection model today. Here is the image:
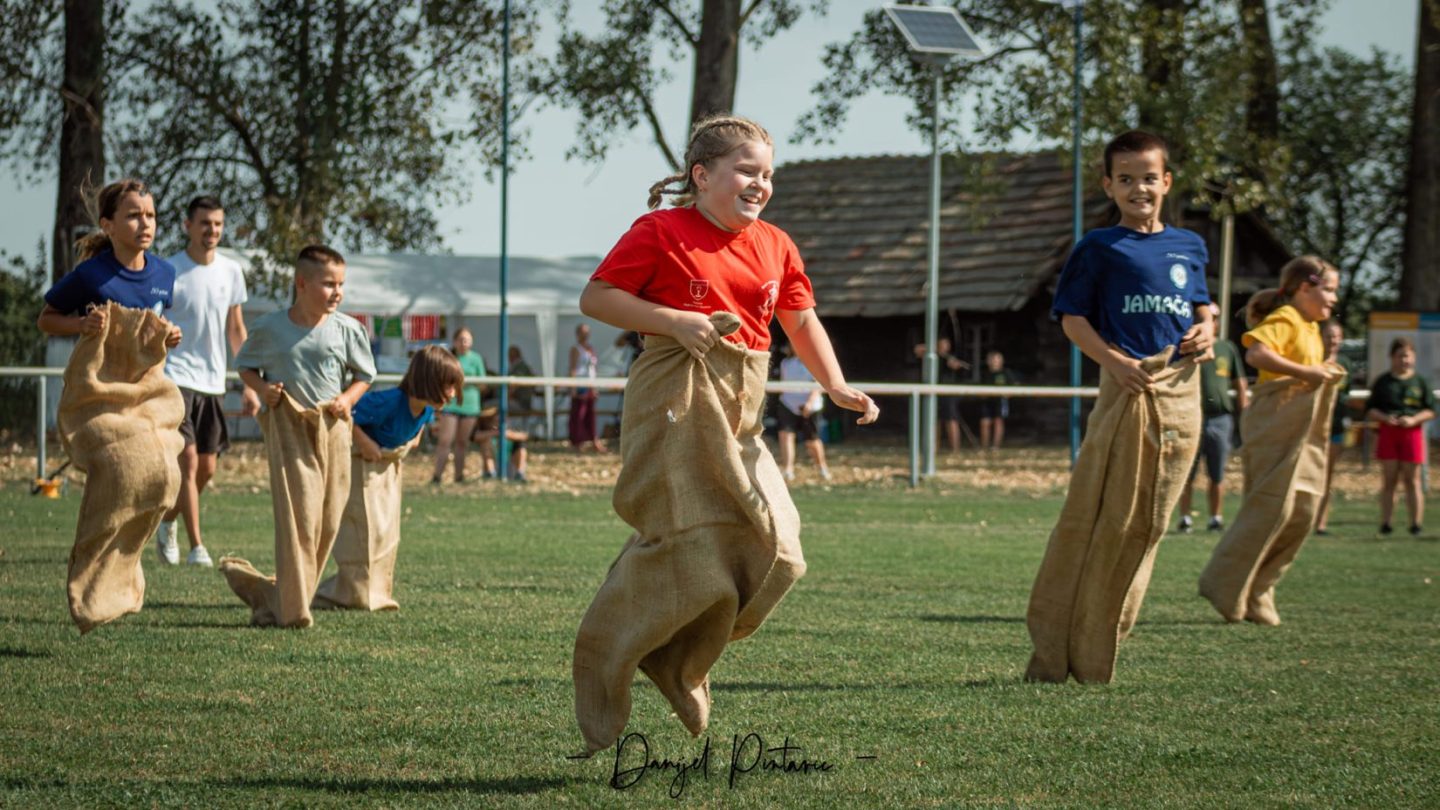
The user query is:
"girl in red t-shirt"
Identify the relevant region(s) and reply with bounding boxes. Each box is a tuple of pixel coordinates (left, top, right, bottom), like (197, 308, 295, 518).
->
(571, 115, 877, 754)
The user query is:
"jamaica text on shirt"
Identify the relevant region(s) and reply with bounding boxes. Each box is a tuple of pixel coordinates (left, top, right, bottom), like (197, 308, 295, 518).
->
(1120, 294, 1192, 317)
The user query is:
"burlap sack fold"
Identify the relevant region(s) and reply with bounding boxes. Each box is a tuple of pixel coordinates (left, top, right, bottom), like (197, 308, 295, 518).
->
(573, 312, 805, 754)
(1198, 372, 1339, 625)
(312, 437, 418, 612)
(219, 392, 350, 628)
(59, 302, 184, 634)
(1025, 349, 1201, 684)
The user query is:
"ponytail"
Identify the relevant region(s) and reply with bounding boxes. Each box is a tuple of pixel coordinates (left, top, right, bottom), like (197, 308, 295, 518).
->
(73, 177, 151, 265)
(1244, 255, 1336, 329)
(645, 114, 773, 209)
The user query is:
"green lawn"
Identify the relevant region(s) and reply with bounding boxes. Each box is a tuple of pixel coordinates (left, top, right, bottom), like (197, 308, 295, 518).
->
(1, 484, 1436, 808)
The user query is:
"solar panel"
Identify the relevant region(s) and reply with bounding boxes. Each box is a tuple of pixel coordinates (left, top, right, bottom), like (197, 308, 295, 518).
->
(884, 5, 986, 58)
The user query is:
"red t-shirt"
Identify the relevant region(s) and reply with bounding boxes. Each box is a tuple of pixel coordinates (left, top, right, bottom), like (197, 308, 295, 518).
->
(590, 207, 815, 351)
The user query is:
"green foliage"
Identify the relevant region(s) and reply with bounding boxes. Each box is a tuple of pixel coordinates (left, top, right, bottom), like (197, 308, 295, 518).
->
(0, 243, 46, 435)
(1, 483, 1437, 806)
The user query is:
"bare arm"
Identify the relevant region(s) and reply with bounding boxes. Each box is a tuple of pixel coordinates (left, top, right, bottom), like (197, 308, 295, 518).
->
(578, 280, 718, 361)
(1233, 373, 1248, 414)
(328, 380, 371, 420)
(38, 303, 102, 337)
(228, 305, 260, 416)
(775, 307, 878, 425)
(239, 368, 285, 408)
(1179, 303, 1215, 361)
(1245, 343, 1342, 387)
(1060, 314, 1152, 394)
(352, 422, 382, 462)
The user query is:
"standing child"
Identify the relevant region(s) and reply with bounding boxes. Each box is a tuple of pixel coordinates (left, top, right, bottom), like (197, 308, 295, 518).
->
(979, 350, 1015, 450)
(39, 178, 186, 633)
(1199, 257, 1344, 625)
(430, 326, 486, 484)
(1366, 337, 1435, 536)
(219, 245, 376, 628)
(1026, 131, 1214, 684)
(1314, 321, 1353, 535)
(1176, 323, 1248, 533)
(571, 114, 878, 754)
(313, 345, 462, 611)
(776, 341, 831, 481)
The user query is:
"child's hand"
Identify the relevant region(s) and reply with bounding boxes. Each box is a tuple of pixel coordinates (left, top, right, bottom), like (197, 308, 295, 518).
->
(80, 308, 107, 335)
(240, 387, 261, 417)
(327, 397, 353, 420)
(1300, 364, 1345, 388)
(164, 323, 183, 348)
(828, 384, 880, 425)
(1104, 355, 1154, 394)
(1178, 319, 1214, 359)
(669, 311, 719, 361)
(1397, 414, 1416, 429)
(263, 382, 285, 407)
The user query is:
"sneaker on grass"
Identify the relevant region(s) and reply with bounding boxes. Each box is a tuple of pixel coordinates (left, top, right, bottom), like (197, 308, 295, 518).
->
(155, 521, 180, 565)
(1207, 516, 1224, 532)
(186, 546, 213, 567)
(1177, 515, 1194, 534)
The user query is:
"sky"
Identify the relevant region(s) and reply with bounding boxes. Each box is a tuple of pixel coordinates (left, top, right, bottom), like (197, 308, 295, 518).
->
(0, 0, 1417, 265)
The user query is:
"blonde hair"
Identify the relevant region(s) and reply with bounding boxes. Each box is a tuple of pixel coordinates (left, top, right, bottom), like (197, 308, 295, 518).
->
(75, 178, 151, 263)
(646, 114, 773, 210)
(1244, 255, 1337, 328)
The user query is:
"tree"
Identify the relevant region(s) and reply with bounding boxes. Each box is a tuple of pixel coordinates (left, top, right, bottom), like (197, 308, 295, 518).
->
(1271, 44, 1410, 331)
(796, 0, 1323, 216)
(1399, 0, 1440, 309)
(536, 0, 828, 170)
(0, 243, 48, 434)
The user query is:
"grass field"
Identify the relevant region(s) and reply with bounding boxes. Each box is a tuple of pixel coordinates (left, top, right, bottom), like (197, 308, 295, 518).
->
(2, 476, 1437, 807)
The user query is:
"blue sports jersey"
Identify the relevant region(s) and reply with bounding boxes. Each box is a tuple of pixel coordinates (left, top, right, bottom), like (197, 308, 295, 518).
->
(352, 387, 434, 450)
(1051, 226, 1211, 360)
(43, 250, 176, 315)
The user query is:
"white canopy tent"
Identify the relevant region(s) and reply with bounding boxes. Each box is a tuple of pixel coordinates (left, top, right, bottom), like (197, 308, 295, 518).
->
(230, 250, 628, 438)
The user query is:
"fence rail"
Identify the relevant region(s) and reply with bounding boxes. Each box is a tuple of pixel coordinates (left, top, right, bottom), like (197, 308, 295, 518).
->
(0, 366, 1410, 489)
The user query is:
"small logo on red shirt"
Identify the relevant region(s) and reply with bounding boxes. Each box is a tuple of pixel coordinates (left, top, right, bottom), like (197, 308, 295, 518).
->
(760, 280, 780, 321)
(689, 279, 710, 304)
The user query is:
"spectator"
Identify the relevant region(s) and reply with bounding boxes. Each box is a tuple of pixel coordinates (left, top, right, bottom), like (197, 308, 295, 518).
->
(1176, 329, 1247, 533)
(776, 342, 831, 481)
(430, 326, 485, 484)
(569, 322, 605, 452)
(914, 337, 969, 454)
(1315, 320, 1352, 535)
(979, 350, 1016, 450)
(1366, 337, 1436, 536)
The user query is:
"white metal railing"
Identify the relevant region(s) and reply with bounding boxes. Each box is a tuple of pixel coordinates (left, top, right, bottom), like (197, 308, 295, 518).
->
(0, 365, 1413, 489)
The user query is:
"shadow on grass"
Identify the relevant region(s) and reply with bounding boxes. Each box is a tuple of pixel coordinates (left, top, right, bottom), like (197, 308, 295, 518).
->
(0, 646, 51, 658)
(145, 601, 237, 610)
(916, 614, 1024, 624)
(157, 620, 253, 630)
(213, 774, 573, 795)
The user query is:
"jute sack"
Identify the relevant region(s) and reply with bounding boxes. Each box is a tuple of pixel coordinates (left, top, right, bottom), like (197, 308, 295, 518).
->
(573, 312, 805, 754)
(1025, 349, 1200, 684)
(59, 302, 183, 634)
(219, 392, 350, 628)
(312, 437, 418, 611)
(1198, 372, 1339, 625)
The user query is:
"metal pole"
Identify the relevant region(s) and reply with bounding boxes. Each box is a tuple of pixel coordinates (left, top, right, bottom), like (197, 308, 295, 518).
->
(496, 0, 511, 480)
(36, 374, 46, 479)
(1067, 1, 1084, 466)
(1218, 213, 1235, 342)
(924, 66, 942, 477)
(909, 391, 920, 488)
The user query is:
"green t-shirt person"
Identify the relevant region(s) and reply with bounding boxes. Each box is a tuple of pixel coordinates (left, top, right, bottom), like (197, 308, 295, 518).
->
(1367, 371, 1437, 418)
(443, 350, 487, 417)
(1199, 339, 1244, 418)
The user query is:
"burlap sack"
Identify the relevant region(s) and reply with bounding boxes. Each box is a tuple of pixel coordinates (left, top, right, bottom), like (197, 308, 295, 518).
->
(58, 302, 184, 634)
(1198, 371, 1339, 624)
(312, 437, 418, 611)
(1025, 349, 1201, 684)
(573, 312, 805, 754)
(219, 393, 350, 628)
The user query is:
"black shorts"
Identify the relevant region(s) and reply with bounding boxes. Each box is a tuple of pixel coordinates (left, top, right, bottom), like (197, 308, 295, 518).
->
(979, 398, 1009, 420)
(178, 388, 230, 455)
(776, 406, 819, 442)
(940, 395, 963, 421)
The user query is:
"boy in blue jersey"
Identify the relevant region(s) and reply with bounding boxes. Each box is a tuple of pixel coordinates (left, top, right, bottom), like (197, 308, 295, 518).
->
(1025, 131, 1214, 684)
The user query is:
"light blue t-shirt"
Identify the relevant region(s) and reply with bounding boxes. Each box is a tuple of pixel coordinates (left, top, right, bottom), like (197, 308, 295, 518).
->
(235, 309, 377, 409)
(1051, 226, 1211, 360)
(353, 387, 434, 449)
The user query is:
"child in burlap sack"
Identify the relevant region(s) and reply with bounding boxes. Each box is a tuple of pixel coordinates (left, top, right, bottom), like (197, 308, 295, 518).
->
(312, 345, 462, 611)
(220, 245, 376, 628)
(38, 179, 186, 633)
(1199, 257, 1345, 625)
(1026, 131, 1216, 684)
(572, 114, 879, 754)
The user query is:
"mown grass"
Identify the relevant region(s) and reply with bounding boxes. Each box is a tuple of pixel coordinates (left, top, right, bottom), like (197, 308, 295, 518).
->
(1, 482, 1436, 808)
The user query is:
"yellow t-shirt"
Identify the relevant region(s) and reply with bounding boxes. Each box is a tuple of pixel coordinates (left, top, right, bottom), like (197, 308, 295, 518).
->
(1241, 304, 1323, 383)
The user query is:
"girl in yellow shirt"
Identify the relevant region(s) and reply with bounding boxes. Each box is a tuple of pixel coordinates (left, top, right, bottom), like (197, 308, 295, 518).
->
(1199, 256, 1345, 625)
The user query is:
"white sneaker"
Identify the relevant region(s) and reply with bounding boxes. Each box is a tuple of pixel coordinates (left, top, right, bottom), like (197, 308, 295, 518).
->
(186, 546, 213, 567)
(155, 521, 180, 565)
(819, 467, 832, 481)
(783, 470, 795, 482)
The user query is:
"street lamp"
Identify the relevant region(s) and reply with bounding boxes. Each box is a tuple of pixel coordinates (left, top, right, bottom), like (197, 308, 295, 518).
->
(884, 4, 986, 478)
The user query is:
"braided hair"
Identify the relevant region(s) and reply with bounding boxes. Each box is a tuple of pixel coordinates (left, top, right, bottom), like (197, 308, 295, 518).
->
(646, 114, 773, 210)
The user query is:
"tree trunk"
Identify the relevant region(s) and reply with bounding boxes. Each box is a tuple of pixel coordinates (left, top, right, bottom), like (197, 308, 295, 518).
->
(689, 0, 741, 125)
(52, 0, 104, 282)
(1400, 0, 1440, 309)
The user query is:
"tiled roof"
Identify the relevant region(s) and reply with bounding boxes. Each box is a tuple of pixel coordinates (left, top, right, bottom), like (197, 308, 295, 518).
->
(762, 151, 1112, 317)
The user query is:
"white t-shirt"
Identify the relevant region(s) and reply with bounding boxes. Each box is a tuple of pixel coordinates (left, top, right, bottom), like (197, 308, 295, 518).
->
(164, 250, 249, 395)
(779, 356, 818, 415)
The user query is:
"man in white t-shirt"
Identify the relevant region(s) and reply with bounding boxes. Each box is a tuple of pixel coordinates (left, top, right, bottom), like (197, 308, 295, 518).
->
(155, 196, 260, 566)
